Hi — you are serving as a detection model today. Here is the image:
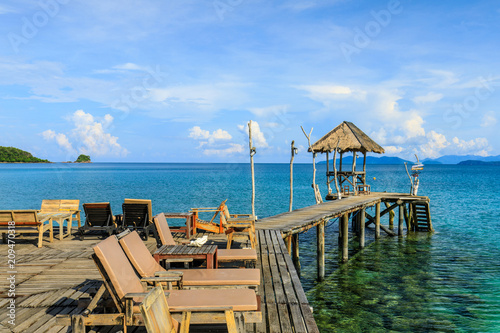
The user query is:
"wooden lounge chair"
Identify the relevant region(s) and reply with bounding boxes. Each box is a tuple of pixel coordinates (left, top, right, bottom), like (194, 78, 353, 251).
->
(78, 202, 119, 240)
(154, 213, 257, 268)
(221, 203, 256, 249)
(0, 210, 53, 248)
(38, 199, 80, 240)
(57, 235, 261, 332)
(190, 199, 227, 234)
(119, 230, 260, 289)
(140, 285, 239, 333)
(122, 198, 154, 240)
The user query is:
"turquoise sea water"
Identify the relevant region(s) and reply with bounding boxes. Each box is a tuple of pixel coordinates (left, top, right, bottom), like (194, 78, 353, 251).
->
(1, 163, 499, 332)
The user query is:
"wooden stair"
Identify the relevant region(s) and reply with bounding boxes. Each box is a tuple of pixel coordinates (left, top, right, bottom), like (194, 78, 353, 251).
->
(410, 201, 433, 232)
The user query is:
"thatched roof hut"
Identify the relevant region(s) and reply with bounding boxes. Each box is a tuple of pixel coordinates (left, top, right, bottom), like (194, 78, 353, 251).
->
(309, 121, 384, 198)
(310, 121, 385, 154)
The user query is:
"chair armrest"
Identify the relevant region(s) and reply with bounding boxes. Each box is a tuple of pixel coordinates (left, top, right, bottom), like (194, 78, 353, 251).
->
(168, 306, 234, 312)
(141, 276, 182, 283)
(230, 214, 254, 218)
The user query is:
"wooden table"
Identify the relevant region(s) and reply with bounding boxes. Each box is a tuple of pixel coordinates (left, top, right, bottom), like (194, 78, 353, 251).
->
(162, 212, 195, 238)
(37, 212, 75, 240)
(153, 244, 218, 269)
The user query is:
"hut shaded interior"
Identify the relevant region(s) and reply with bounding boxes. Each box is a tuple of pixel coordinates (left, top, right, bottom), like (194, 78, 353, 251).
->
(310, 121, 385, 198)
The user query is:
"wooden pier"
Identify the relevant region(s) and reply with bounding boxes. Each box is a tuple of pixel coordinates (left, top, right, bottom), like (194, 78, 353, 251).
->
(0, 192, 431, 332)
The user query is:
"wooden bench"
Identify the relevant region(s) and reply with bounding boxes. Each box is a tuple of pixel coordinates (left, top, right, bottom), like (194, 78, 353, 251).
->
(356, 184, 371, 195)
(38, 200, 81, 240)
(0, 210, 53, 248)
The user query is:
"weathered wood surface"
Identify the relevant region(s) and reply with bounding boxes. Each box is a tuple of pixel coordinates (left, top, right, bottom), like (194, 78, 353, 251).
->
(0, 230, 318, 332)
(255, 192, 429, 237)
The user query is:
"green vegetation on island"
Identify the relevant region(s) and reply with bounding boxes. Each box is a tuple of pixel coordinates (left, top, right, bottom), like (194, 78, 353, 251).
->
(0, 146, 50, 163)
(75, 154, 91, 163)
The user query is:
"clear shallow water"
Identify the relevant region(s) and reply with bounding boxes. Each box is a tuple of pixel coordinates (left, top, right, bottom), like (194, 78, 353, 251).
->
(0, 163, 499, 332)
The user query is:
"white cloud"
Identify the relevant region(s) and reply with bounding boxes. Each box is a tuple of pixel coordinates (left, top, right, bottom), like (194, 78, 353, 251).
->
(237, 121, 268, 148)
(419, 131, 449, 158)
(451, 137, 490, 155)
(481, 111, 497, 127)
(188, 126, 240, 157)
(203, 143, 244, 156)
(413, 92, 443, 104)
(296, 84, 365, 102)
(42, 110, 128, 158)
(248, 105, 288, 118)
(188, 126, 210, 140)
(188, 126, 232, 144)
(384, 146, 404, 155)
(403, 113, 425, 138)
(113, 63, 146, 71)
(42, 130, 75, 153)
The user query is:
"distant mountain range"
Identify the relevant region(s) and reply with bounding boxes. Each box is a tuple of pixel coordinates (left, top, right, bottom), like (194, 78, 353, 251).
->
(318, 154, 500, 165)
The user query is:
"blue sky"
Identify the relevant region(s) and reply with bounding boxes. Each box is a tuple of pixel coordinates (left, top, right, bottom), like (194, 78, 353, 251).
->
(0, 0, 499, 162)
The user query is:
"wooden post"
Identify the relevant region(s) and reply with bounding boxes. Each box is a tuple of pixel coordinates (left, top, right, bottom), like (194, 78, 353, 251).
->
(360, 207, 365, 248)
(248, 121, 256, 217)
(301, 126, 322, 204)
(292, 233, 300, 275)
(385, 202, 394, 229)
(317, 220, 325, 281)
(341, 213, 349, 262)
(362, 152, 367, 185)
(398, 204, 404, 236)
(352, 152, 357, 195)
(285, 235, 292, 255)
(289, 141, 298, 212)
(375, 202, 380, 239)
(333, 143, 341, 199)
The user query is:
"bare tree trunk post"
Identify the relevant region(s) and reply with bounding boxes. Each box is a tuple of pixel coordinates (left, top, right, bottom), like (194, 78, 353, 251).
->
(290, 141, 298, 212)
(301, 126, 322, 205)
(248, 121, 256, 217)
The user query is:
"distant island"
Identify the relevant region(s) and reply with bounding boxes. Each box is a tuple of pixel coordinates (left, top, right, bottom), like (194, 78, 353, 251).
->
(75, 154, 91, 163)
(0, 146, 50, 163)
(458, 160, 500, 166)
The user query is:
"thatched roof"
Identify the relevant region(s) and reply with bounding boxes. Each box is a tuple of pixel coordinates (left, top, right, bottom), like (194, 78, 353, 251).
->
(310, 121, 385, 154)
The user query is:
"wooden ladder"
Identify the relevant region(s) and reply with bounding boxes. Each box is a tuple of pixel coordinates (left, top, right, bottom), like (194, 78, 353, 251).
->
(410, 201, 433, 232)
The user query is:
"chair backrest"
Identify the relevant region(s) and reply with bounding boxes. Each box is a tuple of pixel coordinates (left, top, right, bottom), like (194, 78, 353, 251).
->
(124, 199, 153, 222)
(83, 202, 112, 227)
(119, 231, 165, 278)
(59, 199, 80, 212)
(13, 210, 39, 223)
(153, 213, 176, 246)
(93, 235, 144, 307)
(140, 286, 179, 333)
(40, 199, 79, 213)
(122, 203, 149, 228)
(0, 211, 15, 226)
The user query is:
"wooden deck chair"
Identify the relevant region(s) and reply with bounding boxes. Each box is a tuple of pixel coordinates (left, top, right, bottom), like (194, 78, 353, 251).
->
(78, 202, 119, 240)
(119, 230, 260, 289)
(57, 235, 261, 332)
(154, 213, 258, 268)
(190, 199, 227, 234)
(221, 202, 256, 249)
(122, 198, 153, 240)
(140, 286, 239, 333)
(0, 210, 53, 248)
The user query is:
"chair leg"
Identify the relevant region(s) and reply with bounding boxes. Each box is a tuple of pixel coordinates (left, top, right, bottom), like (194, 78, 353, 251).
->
(226, 309, 239, 333)
(226, 232, 233, 249)
(49, 220, 53, 242)
(180, 311, 191, 333)
(38, 227, 43, 248)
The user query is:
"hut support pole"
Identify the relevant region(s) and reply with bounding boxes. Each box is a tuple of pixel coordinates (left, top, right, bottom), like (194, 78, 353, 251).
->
(248, 121, 256, 217)
(352, 152, 357, 195)
(362, 152, 367, 185)
(317, 220, 325, 281)
(326, 151, 332, 194)
(360, 207, 365, 248)
(398, 204, 404, 236)
(341, 213, 349, 262)
(375, 202, 381, 239)
(292, 234, 300, 274)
